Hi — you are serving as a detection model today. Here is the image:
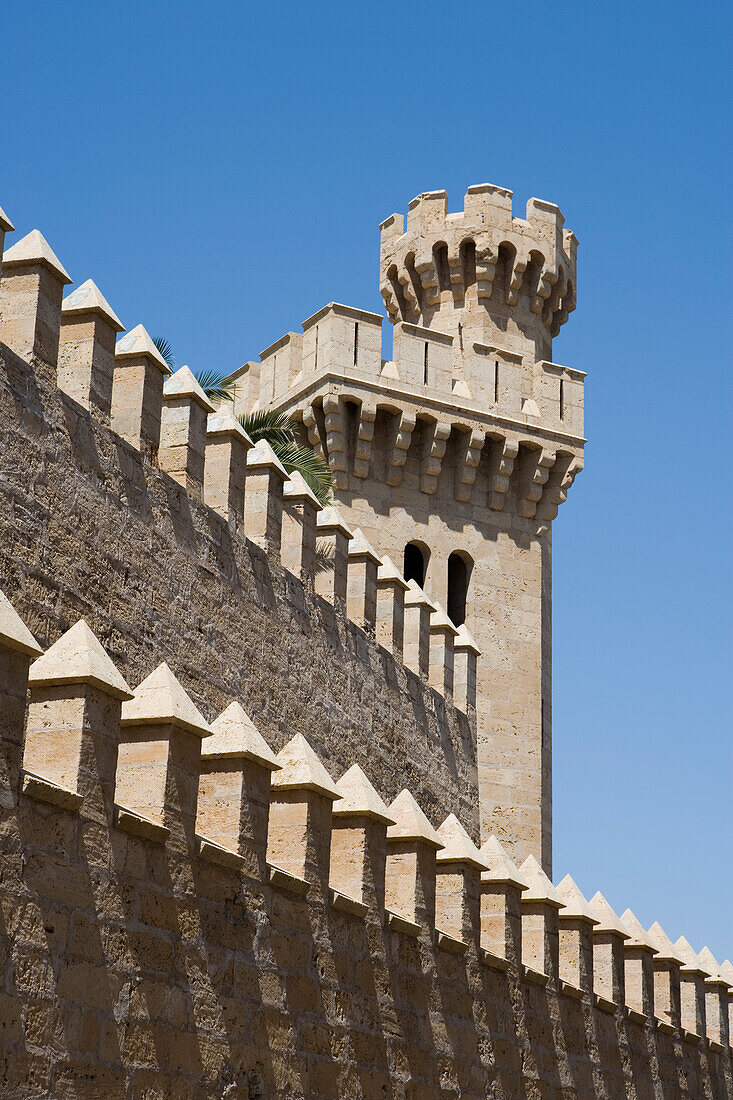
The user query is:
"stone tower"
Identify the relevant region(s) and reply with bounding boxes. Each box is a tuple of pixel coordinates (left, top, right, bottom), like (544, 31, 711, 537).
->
(230, 183, 585, 871)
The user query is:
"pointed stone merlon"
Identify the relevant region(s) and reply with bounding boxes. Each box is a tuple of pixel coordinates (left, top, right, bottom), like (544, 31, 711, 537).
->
(58, 279, 124, 420)
(267, 734, 340, 890)
(315, 505, 353, 607)
(159, 366, 215, 499)
(385, 789, 443, 932)
(244, 440, 288, 558)
(479, 835, 526, 968)
(0, 589, 43, 798)
(23, 621, 132, 813)
(204, 412, 253, 528)
(619, 908, 658, 1018)
(555, 875, 598, 993)
(197, 701, 280, 877)
(674, 935, 709, 1037)
(429, 602, 458, 697)
(116, 663, 211, 846)
(330, 763, 393, 910)
(719, 959, 733, 1046)
(282, 471, 321, 581)
(347, 528, 381, 632)
(435, 814, 488, 945)
(454, 624, 480, 713)
(0, 229, 72, 382)
(587, 892, 629, 1006)
(111, 325, 170, 459)
(404, 580, 434, 679)
(697, 947, 731, 1047)
(646, 921, 683, 1028)
(518, 855, 563, 980)
(376, 556, 408, 658)
(0, 205, 13, 278)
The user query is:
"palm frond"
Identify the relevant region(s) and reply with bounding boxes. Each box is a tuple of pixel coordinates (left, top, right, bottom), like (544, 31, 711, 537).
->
(192, 368, 238, 403)
(152, 336, 176, 372)
(275, 442, 333, 506)
(237, 409, 333, 505)
(314, 537, 335, 576)
(238, 409, 298, 449)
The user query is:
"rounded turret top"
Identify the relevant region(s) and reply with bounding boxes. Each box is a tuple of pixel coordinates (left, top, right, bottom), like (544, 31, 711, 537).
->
(379, 183, 577, 362)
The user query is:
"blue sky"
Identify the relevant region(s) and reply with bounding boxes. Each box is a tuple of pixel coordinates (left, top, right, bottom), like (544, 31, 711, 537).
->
(4, 2, 731, 956)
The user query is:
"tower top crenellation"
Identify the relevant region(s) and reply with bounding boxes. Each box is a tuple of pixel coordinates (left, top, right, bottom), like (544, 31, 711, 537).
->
(380, 183, 577, 361)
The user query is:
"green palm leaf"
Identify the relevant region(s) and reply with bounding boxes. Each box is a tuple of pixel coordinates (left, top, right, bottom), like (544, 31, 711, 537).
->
(239, 409, 296, 448)
(238, 410, 333, 505)
(152, 336, 176, 372)
(192, 368, 238, 403)
(275, 442, 333, 505)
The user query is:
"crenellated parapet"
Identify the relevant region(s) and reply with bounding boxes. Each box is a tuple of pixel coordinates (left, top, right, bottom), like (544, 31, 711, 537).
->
(226, 296, 584, 536)
(0, 218, 472, 724)
(379, 184, 577, 358)
(0, 588, 729, 1091)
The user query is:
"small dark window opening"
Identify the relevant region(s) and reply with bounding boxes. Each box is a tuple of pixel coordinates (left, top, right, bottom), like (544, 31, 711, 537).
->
(423, 342, 429, 384)
(559, 378, 565, 421)
(447, 552, 471, 626)
(494, 360, 499, 404)
(314, 325, 319, 370)
(353, 322, 359, 365)
(404, 543, 426, 587)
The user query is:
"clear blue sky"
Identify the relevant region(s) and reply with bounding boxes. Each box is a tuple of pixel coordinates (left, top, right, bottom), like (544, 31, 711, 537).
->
(4, 2, 731, 957)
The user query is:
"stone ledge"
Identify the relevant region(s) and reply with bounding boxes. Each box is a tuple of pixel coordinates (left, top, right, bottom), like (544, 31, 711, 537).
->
(655, 1018, 675, 1035)
(436, 930, 468, 955)
(22, 772, 83, 812)
(481, 949, 509, 972)
(330, 889, 368, 918)
(707, 1038, 725, 1053)
(115, 806, 169, 844)
(681, 1029, 702, 1045)
(626, 1007, 648, 1025)
(198, 836, 244, 871)
(595, 994, 618, 1015)
(559, 980, 584, 1000)
(522, 965, 548, 987)
(268, 864, 309, 896)
(385, 910, 420, 937)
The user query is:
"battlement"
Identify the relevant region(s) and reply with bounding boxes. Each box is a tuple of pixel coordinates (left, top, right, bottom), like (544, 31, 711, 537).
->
(380, 183, 577, 360)
(0, 588, 729, 1094)
(0, 213, 481, 835)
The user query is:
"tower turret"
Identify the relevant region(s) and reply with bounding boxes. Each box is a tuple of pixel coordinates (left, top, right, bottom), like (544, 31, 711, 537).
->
(232, 182, 585, 872)
(380, 185, 577, 363)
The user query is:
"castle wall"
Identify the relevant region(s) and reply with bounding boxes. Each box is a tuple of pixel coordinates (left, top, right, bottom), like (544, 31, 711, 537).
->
(0, 344, 476, 831)
(0, 603, 728, 1099)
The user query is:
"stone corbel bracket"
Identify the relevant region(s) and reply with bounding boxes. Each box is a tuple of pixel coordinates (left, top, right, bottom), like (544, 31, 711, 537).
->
(353, 402, 377, 479)
(486, 434, 519, 511)
(420, 420, 452, 495)
(387, 410, 417, 487)
(322, 394, 348, 490)
(517, 447, 557, 519)
(455, 428, 486, 502)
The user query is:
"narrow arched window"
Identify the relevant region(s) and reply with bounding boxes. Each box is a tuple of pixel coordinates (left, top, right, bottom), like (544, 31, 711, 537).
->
(403, 542, 426, 587)
(447, 551, 472, 626)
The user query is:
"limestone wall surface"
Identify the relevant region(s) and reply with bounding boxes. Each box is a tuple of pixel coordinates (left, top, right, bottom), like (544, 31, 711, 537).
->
(0, 342, 476, 831)
(0, 595, 729, 1099)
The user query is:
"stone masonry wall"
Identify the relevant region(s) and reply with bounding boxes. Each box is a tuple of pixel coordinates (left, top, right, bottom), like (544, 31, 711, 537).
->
(0, 597, 729, 1099)
(0, 343, 476, 831)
